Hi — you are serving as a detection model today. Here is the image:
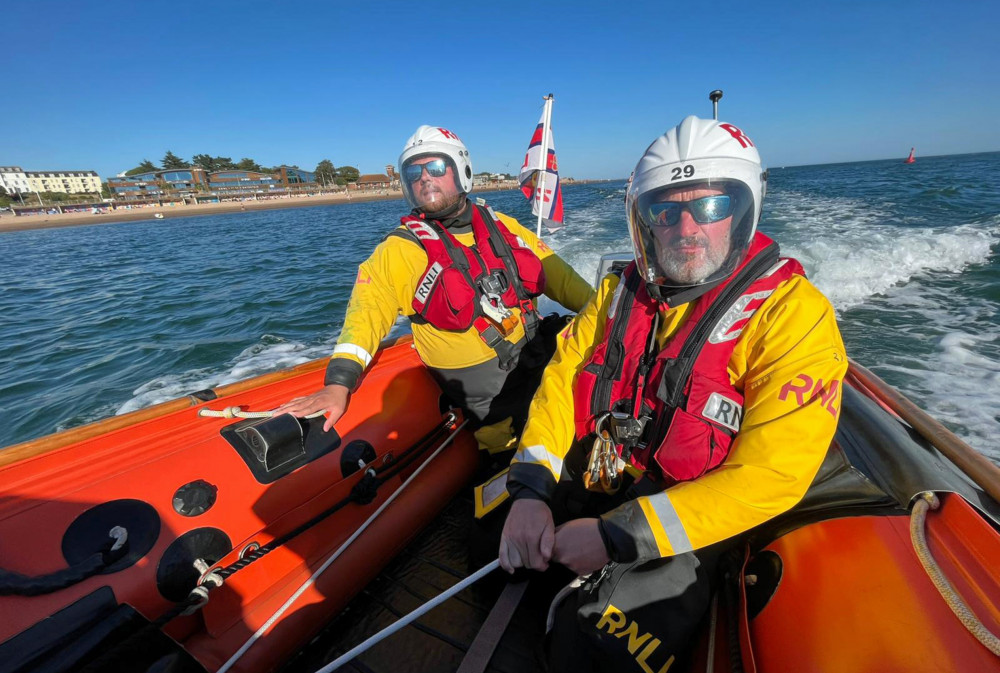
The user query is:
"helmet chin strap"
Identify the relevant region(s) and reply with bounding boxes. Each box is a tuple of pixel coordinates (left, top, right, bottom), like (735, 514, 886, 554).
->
(649, 277, 725, 308)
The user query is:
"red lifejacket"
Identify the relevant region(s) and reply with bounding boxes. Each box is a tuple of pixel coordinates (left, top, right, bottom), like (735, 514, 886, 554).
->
(573, 233, 804, 483)
(399, 203, 546, 367)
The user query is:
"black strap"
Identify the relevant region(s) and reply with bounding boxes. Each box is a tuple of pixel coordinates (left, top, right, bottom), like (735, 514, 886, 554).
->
(455, 580, 529, 673)
(476, 321, 519, 371)
(476, 205, 541, 340)
(591, 265, 643, 417)
(384, 228, 418, 244)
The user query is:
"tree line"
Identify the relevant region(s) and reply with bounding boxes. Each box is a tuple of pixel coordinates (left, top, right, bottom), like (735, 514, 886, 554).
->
(124, 152, 359, 185)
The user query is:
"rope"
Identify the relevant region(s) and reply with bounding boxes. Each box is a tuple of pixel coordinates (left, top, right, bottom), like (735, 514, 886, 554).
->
(197, 406, 325, 419)
(0, 527, 128, 597)
(150, 416, 456, 628)
(216, 418, 469, 673)
(315, 559, 500, 673)
(910, 492, 1000, 656)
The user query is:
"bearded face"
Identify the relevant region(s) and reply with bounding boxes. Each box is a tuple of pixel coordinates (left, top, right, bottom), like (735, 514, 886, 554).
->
(650, 185, 734, 285)
(405, 155, 463, 215)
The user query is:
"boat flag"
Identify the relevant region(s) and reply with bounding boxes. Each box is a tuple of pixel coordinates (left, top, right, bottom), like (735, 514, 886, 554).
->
(518, 95, 564, 236)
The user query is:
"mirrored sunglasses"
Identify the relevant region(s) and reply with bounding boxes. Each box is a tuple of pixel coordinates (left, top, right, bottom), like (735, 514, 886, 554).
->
(403, 159, 448, 183)
(647, 195, 733, 227)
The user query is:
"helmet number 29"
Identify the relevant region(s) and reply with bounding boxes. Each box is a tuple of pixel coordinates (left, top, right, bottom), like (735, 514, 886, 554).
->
(671, 165, 696, 181)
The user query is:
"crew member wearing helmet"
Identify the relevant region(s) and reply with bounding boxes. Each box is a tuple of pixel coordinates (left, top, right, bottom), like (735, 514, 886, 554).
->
(275, 126, 592, 455)
(497, 116, 847, 671)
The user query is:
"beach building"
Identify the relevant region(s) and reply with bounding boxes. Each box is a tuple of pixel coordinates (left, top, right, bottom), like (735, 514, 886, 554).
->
(107, 168, 210, 201)
(473, 172, 511, 187)
(207, 170, 279, 196)
(274, 166, 317, 192)
(25, 170, 101, 194)
(0, 167, 30, 195)
(354, 173, 392, 190)
(107, 166, 316, 201)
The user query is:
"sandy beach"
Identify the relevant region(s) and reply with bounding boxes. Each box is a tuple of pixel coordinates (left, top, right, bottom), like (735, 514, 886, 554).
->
(0, 185, 520, 234)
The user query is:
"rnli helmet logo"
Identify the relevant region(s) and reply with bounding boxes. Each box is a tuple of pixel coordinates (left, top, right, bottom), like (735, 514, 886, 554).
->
(702, 392, 743, 432)
(719, 123, 754, 149)
(415, 262, 444, 304)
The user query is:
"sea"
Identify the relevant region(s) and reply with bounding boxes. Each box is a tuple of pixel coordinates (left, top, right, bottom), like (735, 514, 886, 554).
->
(1, 152, 998, 464)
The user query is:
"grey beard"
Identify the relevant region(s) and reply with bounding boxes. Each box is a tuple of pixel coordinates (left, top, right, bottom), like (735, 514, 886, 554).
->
(657, 237, 728, 285)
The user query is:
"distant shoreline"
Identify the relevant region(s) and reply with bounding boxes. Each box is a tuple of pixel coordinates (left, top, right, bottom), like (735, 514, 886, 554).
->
(0, 184, 528, 234)
(0, 189, 405, 234)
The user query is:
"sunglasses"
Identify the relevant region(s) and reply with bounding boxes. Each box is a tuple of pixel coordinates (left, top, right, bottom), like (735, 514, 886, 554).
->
(647, 195, 733, 227)
(403, 159, 449, 183)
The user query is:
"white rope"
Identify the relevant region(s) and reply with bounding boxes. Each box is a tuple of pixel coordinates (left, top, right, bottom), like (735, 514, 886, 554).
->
(197, 406, 325, 420)
(910, 492, 1000, 656)
(216, 417, 468, 673)
(315, 559, 500, 673)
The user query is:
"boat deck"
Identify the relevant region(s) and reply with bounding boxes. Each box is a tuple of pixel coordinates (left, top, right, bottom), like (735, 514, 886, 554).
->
(280, 494, 560, 673)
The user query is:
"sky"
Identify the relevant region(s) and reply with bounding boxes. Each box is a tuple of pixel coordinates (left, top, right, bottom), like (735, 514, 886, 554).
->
(7, 0, 1000, 180)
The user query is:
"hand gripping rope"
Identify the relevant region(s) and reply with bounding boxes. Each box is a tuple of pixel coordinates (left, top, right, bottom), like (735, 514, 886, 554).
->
(911, 492, 1000, 656)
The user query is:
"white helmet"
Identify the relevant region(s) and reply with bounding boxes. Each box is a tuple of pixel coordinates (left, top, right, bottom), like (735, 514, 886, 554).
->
(398, 125, 474, 214)
(625, 115, 766, 289)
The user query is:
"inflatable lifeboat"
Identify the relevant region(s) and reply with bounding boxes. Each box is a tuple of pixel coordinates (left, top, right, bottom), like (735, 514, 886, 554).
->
(2, 338, 999, 673)
(0, 336, 479, 673)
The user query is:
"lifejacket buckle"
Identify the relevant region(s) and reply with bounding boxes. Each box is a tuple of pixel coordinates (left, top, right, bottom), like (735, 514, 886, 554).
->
(478, 270, 510, 296)
(608, 411, 645, 445)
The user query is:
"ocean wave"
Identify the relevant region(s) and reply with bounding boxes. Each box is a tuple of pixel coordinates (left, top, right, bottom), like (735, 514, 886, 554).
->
(114, 336, 331, 415)
(767, 192, 998, 311)
(848, 280, 1000, 460)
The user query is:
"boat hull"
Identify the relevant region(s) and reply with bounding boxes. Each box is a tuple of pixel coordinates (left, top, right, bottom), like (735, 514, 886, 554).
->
(0, 337, 479, 673)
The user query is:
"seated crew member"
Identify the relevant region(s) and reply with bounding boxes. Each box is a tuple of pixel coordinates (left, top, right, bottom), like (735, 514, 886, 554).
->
(275, 126, 592, 453)
(497, 116, 848, 672)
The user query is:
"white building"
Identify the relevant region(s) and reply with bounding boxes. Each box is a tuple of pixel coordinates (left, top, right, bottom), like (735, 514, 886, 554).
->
(26, 170, 101, 195)
(0, 166, 30, 195)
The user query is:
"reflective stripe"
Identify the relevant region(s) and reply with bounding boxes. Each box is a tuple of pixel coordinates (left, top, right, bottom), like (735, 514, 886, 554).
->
(512, 444, 564, 479)
(641, 492, 693, 556)
(333, 343, 373, 367)
(607, 276, 627, 321)
(758, 258, 789, 279)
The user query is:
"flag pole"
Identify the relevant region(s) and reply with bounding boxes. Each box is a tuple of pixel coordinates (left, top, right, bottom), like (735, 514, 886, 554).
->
(536, 94, 554, 238)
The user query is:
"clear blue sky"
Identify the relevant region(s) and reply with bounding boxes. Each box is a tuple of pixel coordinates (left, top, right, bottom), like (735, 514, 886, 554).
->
(8, 0, 999, 180)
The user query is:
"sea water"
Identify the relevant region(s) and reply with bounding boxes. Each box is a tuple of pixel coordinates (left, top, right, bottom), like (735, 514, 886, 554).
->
(1, 152, 998, 463)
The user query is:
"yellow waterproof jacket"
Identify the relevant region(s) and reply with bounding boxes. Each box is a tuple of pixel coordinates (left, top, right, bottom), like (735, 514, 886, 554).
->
(507, 269, 848, 563)
(331, 207, 593, 375)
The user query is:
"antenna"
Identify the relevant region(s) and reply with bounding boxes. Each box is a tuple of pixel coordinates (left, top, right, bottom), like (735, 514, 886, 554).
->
(709, 90, 723, 120)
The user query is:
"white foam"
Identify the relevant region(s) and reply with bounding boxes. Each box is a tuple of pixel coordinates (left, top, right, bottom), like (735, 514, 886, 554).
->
(768, 193, 998, 311)
(115, 336, 331, 415)
(856, 279, 1000, 461)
